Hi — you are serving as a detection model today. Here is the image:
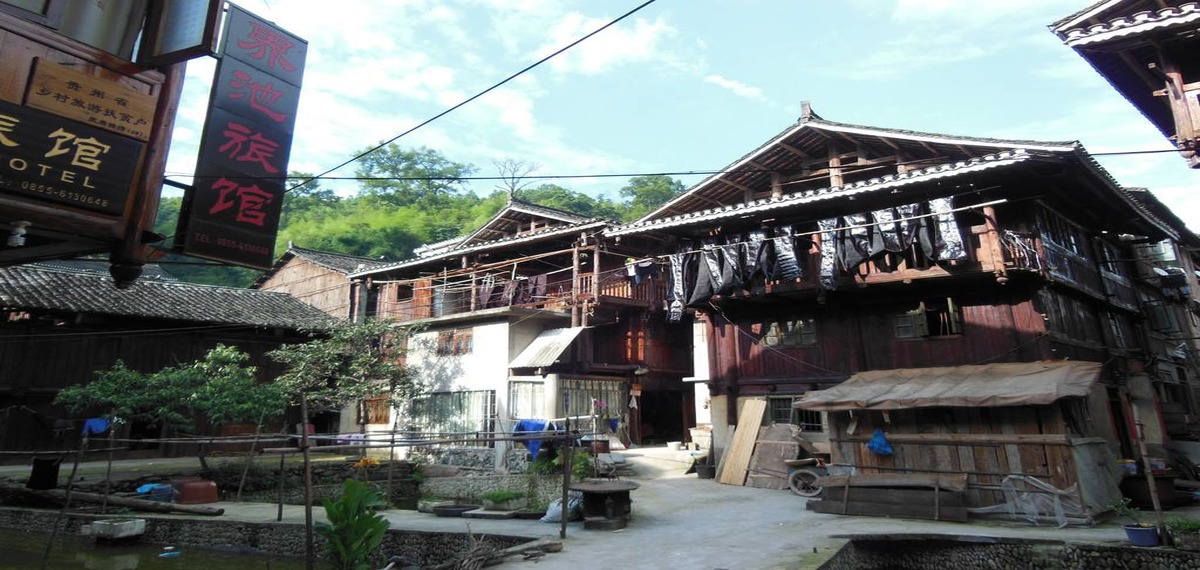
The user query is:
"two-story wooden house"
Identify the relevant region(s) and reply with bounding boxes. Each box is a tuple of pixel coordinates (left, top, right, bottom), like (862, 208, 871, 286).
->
(257, 198, 693, 470)
(606, 104, 1198, 517)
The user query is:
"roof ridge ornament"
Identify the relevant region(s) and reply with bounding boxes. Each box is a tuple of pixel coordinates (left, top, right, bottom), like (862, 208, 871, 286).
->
(799, 100, 821, 123)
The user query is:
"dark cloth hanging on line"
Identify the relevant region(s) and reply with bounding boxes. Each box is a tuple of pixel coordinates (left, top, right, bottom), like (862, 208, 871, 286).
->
(477, 274, 496, 309)
(772, 225, 803, 281)
(667, 252, 686, 322)
(818, 218, 840, 290)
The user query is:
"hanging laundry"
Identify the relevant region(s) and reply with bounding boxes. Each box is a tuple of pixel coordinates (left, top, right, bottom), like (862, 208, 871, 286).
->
(742, 230, 771, 287)
(82, 417, 110, 436)
(872, 207, 904, 252)
(818, 218, 840, 290)
(701, 239, 727, 295)
(634, 260, 659, 283)
(477, 274, 496, 309)
(838, 213, 873, 271)
(688, 249, 714, 306)
(771, 226, 803, 281)
(896, 202, 922, 249)
(720, 238, 743, 292)
(528, 273, 547, 300)
(666, 252, 686, 322)
(929, 197, 967, 260)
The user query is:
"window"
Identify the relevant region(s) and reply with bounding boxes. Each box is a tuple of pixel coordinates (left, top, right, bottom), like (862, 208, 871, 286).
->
(357, 396, 391, 426)
(436, 328, 473, 356)
(894, 298, 962, 338)
(768, 397, 824, 433)
(558, 378, 626, 421)
(762, 318, 817, 347)
(508, 381, 545, 419)
(409, 390, 496, 446)
(1039, 208, 1091, 259)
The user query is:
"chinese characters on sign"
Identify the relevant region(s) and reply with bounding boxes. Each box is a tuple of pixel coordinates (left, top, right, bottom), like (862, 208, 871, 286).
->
(177, 4, 306, 269)
(26, 59, 157, 142)
(0, 99, 142, 216)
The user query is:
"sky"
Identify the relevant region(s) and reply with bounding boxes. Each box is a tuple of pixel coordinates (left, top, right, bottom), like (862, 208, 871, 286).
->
(164, 0, 1200, 231)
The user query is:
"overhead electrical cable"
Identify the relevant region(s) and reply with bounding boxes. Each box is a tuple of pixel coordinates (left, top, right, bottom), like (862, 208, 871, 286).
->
(282, 0, 660, 195)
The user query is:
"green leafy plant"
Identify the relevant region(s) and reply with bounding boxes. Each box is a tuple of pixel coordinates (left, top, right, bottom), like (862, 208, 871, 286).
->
(1108, 497, 1151, 527)
(481, 490, 524, 503)
(316, 479, 391, 570)
(1167, 516, 1200, 533)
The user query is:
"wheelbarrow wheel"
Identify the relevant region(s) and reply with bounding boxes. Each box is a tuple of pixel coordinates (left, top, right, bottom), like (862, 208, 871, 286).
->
(788, 468, 822, 497)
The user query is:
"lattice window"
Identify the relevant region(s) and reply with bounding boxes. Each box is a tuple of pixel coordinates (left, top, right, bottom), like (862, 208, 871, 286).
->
(768, 397, 824, 433)
(436, 328, 473, 356)
(508, 381, 545, 419)
(409, 390, 496, 446)
(894, 298, 962, 338)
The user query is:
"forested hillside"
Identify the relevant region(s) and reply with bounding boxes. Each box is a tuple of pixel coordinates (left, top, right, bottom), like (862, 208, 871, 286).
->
(154, 145, 684, 286)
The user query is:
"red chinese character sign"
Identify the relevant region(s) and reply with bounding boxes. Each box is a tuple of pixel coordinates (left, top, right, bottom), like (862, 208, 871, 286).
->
(177, 3, 306, 269)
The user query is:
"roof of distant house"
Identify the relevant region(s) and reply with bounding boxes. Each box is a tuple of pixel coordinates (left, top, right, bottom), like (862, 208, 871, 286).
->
(0, 263, 334, 329)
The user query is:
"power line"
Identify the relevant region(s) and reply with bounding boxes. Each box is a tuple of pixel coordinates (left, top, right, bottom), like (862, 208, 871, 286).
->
(284, 0, 661, 194)
(161, 146, 1188, 188)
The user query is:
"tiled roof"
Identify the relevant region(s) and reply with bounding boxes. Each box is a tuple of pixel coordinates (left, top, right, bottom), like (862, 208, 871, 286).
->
(353, 219, 610, 278)
(639, 113, 1077, 223)
(0, 264, 334, 329)
(1055, 2, 1200, 46)
(608, 150, 1036, 237)
(289, 246, 384, 273)
(30, 259, 179, 281)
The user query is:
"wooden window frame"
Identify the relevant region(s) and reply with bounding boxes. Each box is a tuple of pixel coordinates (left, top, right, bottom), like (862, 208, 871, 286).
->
(894, 298, 962, 339)
(436, 328, 473, 356)
(762, 318, 817, 347)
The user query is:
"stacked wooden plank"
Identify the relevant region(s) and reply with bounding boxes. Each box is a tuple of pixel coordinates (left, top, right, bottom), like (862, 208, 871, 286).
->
(716, 399, 767, 485)
(805, 473, 970, 522)
(747, 424, 803, 490)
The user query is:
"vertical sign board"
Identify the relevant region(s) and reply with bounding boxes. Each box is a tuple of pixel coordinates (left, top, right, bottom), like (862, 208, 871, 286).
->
(176, 3, 305, 269)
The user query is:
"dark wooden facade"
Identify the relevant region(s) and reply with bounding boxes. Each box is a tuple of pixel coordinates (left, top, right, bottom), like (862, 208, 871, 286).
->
(608, 106, 1199, 514)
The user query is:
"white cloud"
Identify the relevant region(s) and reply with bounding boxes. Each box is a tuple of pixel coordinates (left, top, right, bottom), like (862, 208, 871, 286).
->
(704, 74, 766, 101)
(536, 13, 678, 75)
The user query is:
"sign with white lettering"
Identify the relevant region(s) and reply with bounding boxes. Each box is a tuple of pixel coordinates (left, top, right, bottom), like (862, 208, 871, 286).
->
(0, 99, 142, 215)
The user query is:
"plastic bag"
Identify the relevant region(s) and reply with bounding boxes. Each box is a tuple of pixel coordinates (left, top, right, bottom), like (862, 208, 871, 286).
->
(539, 492, 583, 522)
(867, 428, 893, 456)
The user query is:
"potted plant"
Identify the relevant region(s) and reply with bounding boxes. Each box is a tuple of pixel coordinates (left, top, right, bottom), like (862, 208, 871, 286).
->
(1109, 497, 1160, 547)
(1166, 516, 1200, 551)
(481, 489, 526, 511)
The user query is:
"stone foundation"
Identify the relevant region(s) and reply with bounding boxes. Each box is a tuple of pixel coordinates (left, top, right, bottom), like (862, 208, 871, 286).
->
(0, 506, 532, 566)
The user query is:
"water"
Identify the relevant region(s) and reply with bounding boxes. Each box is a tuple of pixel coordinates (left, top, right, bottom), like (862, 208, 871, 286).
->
(0, 528, 305, 570)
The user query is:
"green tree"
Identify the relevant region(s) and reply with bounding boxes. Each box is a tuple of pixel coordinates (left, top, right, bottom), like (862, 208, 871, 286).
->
(354, 144, 476, 207)
(619, 175, 686, 221)
(282, 171, 340, 225)
(517, 184, 624, 220)
(268, 319, 417, 417)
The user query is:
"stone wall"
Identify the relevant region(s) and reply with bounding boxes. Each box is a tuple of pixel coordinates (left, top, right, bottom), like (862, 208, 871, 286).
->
(0, 507, 532, 567)
(819, 536, 1200, 570)
(421, 473, 563, 508)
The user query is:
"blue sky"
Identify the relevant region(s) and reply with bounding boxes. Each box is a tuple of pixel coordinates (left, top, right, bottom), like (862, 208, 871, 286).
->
(165, 0, 1200, 230)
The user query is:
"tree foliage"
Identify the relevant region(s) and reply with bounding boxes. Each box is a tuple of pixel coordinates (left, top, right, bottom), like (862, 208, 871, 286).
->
(54, 344, 287, 430)
(619, 175, 685, 221)
(268, 319, 417, 415)
(151, 144, 688, 286)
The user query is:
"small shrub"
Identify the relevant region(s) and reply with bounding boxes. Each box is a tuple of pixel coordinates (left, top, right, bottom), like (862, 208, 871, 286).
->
(1167, 516, 1200, 533)
(317, 479, 390, 570)
(1108, 497, 1151, 527)
(482, 489, 524, 503)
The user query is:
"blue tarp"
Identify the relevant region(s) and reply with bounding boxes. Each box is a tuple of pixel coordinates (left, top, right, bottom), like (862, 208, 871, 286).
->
(514, 419, 562, 458)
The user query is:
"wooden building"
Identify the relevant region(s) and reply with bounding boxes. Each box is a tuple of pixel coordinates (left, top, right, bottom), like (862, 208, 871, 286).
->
(1051, 1, 1200, 168)
(0, 260, 332, 457)
(606, 104, 1200, 518)
(259, 199, 692, 470)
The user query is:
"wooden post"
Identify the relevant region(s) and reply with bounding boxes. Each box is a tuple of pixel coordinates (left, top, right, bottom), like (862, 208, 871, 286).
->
(1131, 405, 1165, 531)
(560, 416, 571, 540)
(277, 450, 286, 522)
(301, 398, 315, 570)
(571, 244, 581, 327)
(41, 431, 87, 570)
(101, 421, 115, 513)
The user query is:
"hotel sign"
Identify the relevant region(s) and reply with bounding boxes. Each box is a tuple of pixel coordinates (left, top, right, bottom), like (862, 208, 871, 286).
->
(25, 59, 157, 142)
(0, 99, 142, 216)
(176, 4, 306, 269)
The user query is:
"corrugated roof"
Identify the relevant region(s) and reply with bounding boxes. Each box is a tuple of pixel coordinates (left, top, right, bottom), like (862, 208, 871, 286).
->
(509, 327, 585, 369)
(0, 264, 334, 329)
(794, 361, 1102, 411)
